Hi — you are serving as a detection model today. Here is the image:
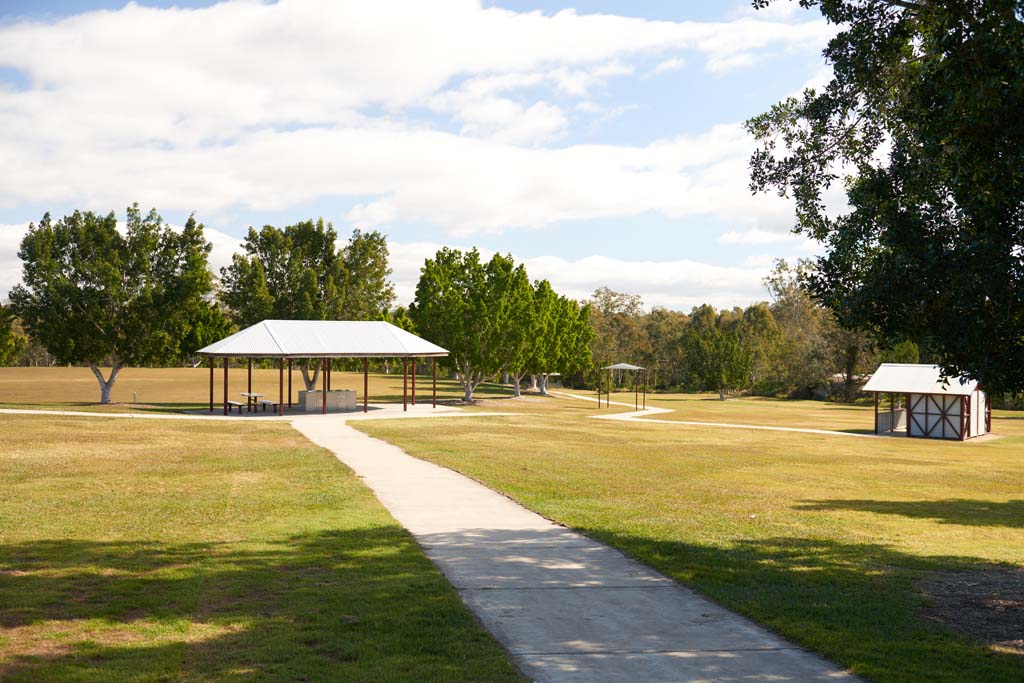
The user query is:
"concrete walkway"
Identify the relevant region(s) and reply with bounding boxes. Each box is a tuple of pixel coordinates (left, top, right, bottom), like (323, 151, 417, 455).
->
(292, 415, 858, 682)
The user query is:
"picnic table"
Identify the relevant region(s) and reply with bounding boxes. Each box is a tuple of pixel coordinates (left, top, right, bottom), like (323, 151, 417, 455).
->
(240, 392, 263, 413)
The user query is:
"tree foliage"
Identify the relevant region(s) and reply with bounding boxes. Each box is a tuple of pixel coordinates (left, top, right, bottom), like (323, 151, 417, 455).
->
(219, 220, 395, 388)
(748, 0, 1024, 393)
(410, 249, 591, 401)
(10, 206, 220, 402)
(0, 304, 28, 366)
(684, 305, 749, 397)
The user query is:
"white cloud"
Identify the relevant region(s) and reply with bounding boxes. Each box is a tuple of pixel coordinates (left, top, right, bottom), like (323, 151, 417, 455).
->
(0, 1, 832, 226)
(720, 227, 815, 247)
(387, 241, 771, 311)
(742, 253, 777, 267)
(0, 224, 29, 300)
(650, 57, 687, 76)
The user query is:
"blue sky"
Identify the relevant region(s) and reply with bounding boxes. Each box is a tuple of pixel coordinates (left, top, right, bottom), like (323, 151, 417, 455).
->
(0, 0, 835, 308)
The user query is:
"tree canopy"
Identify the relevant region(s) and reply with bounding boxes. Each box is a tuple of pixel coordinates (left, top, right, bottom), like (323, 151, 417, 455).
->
(0, 304, 28, 366)
(410, 248, 592, 401)
(219, 220, 395, 389)
(10, 206, 221, 402)
(747, 0, 1024, 393)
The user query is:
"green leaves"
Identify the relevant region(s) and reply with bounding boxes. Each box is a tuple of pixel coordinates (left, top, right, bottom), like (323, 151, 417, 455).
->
(219, 220, 394, 326)
(748, 0, 1024, 393)
(410, 249, 591, 400)
(0, 304, 27, 366)
(9, 204, 221, 383)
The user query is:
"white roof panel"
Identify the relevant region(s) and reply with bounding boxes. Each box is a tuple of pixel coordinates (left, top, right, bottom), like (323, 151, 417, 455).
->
(197, 320, 448, 358)
(862, 363, 980, 395)
(602, 363, 645, 371)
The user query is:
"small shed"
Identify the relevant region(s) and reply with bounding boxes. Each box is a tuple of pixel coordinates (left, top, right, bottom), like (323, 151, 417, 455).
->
(862, 363, 989, 440)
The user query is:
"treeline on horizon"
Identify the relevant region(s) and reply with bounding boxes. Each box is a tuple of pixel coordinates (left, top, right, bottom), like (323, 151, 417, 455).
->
(0, 206, 1017, 407)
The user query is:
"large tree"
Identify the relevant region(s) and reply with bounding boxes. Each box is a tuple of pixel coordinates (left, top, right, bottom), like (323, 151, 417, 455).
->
(762, 259, 839, 397)
(526, 283, 593, 395)
(0, 304, 28, 366)
(409, 248, 492, 401)
(683, 307, 751, 400)
(488, 258, 535, 397)
(588, 287, 651, 385)
(748, 0, 1024, 393)
(219, 220, 394, 389)
(10, 206, 219, 403)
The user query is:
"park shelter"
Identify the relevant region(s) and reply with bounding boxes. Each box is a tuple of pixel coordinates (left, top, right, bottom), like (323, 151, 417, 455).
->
(197, 320, 448, 416)
(599, 363, 647, 410)
(862, 363, 989, 440)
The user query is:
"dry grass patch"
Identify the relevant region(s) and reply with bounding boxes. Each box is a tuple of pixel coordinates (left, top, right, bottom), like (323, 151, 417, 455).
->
(0, 414, 520, 682)
(357, 392, 1024, 683)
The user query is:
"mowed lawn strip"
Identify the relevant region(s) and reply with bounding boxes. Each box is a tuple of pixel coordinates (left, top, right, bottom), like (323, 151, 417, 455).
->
(355, 395, 1024, 683)
(0, 366, 513, 414)
(0, 414, 521, 682)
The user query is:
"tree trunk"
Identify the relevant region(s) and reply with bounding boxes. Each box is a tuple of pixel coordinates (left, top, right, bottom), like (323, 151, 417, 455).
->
(512, 374, 522, 397)
(89, 360, 122, 404)
(538, 373, 548, 396)
(462, 362, 474, 402)
(529, 374, 538, 391)
(300, 361, 320, 391)
(501, 371, 510, 385)
(719, 388, 725, 400)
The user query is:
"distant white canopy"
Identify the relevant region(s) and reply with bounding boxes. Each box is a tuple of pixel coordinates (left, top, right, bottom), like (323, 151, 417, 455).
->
(197, 320, 448, 359)
(862, 363, 980, 395)
(602, 363, 645, 371)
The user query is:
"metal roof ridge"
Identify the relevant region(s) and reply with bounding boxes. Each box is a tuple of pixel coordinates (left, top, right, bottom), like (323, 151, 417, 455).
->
(261, 320, 287, 355)
(382, 320, 412, 354)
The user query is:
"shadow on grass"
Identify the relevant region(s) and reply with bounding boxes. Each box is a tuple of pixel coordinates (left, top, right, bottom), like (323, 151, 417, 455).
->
(0, 529, 516, 682)
(574, 529, 1023, 683)
(795, 499, 1024, 528)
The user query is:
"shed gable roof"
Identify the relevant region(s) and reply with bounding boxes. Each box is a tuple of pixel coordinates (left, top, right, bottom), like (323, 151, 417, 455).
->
(862, 363, 980, 395)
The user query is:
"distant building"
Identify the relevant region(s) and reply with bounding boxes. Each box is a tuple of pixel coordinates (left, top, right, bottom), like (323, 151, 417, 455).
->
(862, 364, 989, 441)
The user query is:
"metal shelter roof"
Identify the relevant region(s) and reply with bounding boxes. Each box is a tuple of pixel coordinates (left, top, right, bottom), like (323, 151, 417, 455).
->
(602, 363, 645, 371)
(197, 320, 449, 359)
(861, 363, 980, 395)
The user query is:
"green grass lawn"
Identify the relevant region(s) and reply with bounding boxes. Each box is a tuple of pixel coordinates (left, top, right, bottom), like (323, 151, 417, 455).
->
(0, 366, 512, 414)
(0, 414, 521, 682)
(356, 393, 1024, 683)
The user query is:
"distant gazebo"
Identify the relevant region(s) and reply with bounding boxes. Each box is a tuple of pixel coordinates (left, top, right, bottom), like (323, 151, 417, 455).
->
(599, 363, 647, 410)
(862, 363, 990, 440)
(197, 320, 448, 416)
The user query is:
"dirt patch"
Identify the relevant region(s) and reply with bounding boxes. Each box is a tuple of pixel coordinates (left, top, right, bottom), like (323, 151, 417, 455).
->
(919, 567, 1024, 655)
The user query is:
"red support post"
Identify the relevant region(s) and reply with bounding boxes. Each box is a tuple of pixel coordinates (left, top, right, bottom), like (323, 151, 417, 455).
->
(411, 358, 417, 406)
(222, 357, 228, 415)
(432, 358, 437, 408)
(287, 359, 292, 407)
(363, 357, 369, 413)
(247, 358, 252, 412)
(209, 356, 214, 413)
(403, 358, 408, 412)
(278, 358, 284, 416)
(874, 392, 879, 434)
(634, 370, 638, 411)
(643, 369, 647, 410)
(321, 358, 327, 415)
